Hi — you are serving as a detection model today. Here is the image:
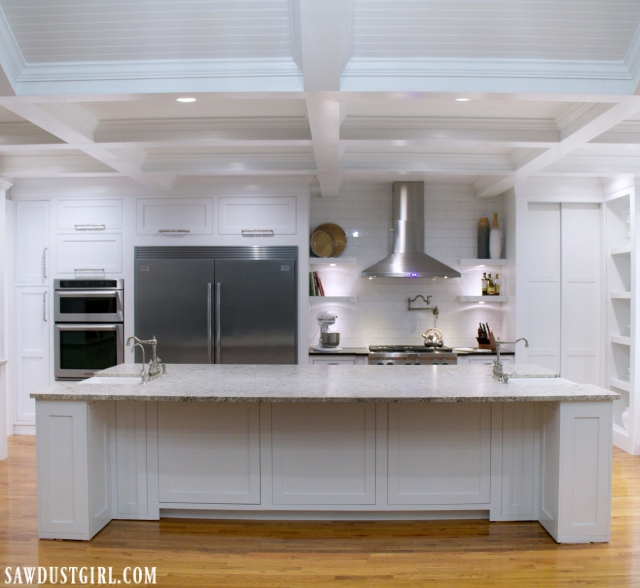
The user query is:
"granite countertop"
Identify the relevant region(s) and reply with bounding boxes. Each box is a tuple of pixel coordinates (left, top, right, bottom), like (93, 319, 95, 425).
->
(309, 347, 369, 355)
(31, 364, 619, 403)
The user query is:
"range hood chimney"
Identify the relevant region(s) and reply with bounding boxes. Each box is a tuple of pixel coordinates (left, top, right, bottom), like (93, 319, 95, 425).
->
(361, 181, 461, 279)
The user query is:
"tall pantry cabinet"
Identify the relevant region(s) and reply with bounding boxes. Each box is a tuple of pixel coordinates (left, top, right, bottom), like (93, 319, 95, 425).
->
(14, 201, 50, 428)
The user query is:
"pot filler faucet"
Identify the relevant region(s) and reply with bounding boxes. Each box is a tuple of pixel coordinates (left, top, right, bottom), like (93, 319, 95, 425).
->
(126, 335, 165, 380)
(492, 337, 529, 383)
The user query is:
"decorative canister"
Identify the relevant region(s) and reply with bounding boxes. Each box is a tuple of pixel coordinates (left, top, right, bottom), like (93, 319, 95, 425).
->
(489, 213, 502, 260)
(477, 217, 490, 259)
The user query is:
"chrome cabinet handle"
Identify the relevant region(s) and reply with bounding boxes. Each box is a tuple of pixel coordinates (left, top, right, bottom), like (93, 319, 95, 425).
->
(215, 283, 221, 364)
(43, 291, 47, 322)
(75, 224, 105, 231)
(159, 230, 190, 234)
(207, 283, 212, 364)
(241, 229, 274, 237)
(43, 248, 47, 279)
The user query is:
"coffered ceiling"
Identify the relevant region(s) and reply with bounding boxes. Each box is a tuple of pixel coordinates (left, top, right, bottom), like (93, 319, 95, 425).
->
(0, 1, 638, 198)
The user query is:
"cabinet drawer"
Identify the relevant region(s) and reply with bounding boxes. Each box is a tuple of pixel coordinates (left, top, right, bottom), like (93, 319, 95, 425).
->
(219, 197, 297, 236)
(58, 199, 123, 231)
(56, 234, 123, 275)
(137, 198, 213, 235)
(311, 358, 357, 365)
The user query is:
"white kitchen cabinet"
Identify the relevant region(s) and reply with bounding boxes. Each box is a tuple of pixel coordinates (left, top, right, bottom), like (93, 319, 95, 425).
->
(218, 197, 297, 236)
(457, 355, 512, 366)
(15, 200, 49, 284)
(387, 403, 491, 505)
(310, 356, 367, 365)
(15, 287, 50, 425)
(271, 402, 376, 505)
(157, 403, 260, 504)
(137, 198, 213, 235)
(56, 234, 123, 275)
(57, 199, 123, 232)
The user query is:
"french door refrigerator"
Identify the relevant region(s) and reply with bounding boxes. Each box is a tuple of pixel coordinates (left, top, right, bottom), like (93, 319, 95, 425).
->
(134, 247, 297, 364)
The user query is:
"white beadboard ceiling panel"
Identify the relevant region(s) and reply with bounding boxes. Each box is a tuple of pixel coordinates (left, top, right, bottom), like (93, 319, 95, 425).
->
(80, 98, 309, 121)
(346, 98, 572, 120)
(351, 0, 640, 61)
(0, 0, 294, 63)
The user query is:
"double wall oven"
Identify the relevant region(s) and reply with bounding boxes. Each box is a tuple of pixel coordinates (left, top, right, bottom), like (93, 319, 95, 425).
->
(54, 279, 124, 380)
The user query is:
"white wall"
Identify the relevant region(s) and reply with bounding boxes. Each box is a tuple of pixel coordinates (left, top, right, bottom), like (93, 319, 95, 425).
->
(309, 182, 506, 348)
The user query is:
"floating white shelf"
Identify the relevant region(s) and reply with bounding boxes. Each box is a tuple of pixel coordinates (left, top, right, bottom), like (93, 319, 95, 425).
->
(309, 296, 357, 303)
(611, 245, 631, 255)
(310, 257, 357, 265)
(611, 335, 632, 346)
(458, 258, 507, 266)
(458, 295, 508, 303)
(611, 291, 632, 299)
(610, 378, 631, 392)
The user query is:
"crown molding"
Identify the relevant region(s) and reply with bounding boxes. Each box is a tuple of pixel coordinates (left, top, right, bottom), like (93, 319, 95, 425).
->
(0, 6, 23, 90)
(143, 152, 317, 173)
(341, 152, 512, 172)
(342, 116, 559, 132)
(624, 21, 640, 92)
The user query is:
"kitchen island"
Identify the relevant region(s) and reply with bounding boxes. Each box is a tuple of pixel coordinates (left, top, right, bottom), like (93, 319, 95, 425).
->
(32, 364, 618, 544)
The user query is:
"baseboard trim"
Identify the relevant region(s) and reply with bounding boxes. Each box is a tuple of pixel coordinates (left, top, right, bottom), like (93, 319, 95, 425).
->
(13, 424, 35, 435)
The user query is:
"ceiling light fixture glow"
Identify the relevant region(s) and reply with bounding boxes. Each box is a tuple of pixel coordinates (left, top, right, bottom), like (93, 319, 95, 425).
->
(455, 98, 470, 102)
(177, 97, 196, 103)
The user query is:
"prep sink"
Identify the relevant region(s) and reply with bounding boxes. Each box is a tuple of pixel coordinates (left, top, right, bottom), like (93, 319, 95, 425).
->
(508, 377, 573, 385)
(79, 376, 143, 385)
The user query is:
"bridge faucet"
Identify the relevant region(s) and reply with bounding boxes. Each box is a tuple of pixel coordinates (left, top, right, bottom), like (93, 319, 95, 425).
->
(126, 335, 164, 379)
(129, 343, 148, 383)
(493, 337, 529, 383)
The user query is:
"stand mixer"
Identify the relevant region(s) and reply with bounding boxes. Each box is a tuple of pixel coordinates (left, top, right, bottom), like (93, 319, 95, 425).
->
(312, 311, 342, 352)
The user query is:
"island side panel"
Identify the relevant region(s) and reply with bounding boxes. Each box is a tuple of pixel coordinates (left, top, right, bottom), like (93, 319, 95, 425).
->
(36, 400, 114, 540)
(538, 401, 613, 543)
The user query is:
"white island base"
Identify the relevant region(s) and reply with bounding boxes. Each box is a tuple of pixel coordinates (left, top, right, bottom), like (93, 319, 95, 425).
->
(35, 396, 613, 544)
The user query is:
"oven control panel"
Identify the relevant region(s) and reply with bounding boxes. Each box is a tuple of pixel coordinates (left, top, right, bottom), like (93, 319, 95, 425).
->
(368, 353, 457, 366)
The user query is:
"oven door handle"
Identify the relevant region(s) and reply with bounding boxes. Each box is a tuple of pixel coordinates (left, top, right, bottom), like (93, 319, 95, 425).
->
(55, 324, 121, 331)
(56, 290, 121, 297)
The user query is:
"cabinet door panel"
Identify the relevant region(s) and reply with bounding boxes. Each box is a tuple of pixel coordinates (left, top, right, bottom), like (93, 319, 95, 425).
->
(271, 403, 376, 505)
(311, 358, 357, 365)
(388, 403, 491, 505)
(57, 199, 123, 231)
(56, 234, 123, 274)
(116, 401, 148, 515)
(219, 197, 296, 235)
(16, 201, 49, 284)
(16, 287, 50, 424)
(137, 198, 213, 235)
(158, 403, 260, 504)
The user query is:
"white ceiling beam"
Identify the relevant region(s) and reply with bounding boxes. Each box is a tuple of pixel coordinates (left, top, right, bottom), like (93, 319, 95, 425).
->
(0, 100, 174, 191)
(306, 94, 341, 197)
(474, 98, 640, 197)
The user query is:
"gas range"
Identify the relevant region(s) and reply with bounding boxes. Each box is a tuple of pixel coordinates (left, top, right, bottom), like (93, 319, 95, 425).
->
(368, 345, 457, 365)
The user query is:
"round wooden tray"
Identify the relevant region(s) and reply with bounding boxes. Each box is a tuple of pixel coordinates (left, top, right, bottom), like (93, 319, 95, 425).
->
(310, 230, 335, 258)
(312, 223, 347, 257)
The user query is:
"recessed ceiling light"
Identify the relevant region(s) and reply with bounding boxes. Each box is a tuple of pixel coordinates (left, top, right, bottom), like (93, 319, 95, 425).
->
(455, 98, 470, 102)
(177, 97, 196, 103)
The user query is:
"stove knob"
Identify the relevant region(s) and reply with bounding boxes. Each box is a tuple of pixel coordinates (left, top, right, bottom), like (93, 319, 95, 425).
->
(405, 362, 412, 365)
(387, 362, 394, 365)
(414, 362, 421, 365)
(432, 360, 438, 365)
(442, 360, 449, 365)
(377, 362, 384, 365)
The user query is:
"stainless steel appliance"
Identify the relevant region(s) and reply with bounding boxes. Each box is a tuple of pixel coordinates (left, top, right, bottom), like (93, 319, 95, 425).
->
(54, 279, 124, 322)
(368, 345, 458, 365)
(54, 279, 125, 380)
(134, 246, 297, 365)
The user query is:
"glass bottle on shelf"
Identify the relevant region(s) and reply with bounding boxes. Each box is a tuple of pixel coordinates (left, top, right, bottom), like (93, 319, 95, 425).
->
(494, 274, 500, 296)
(487, 273, 495, 295)
(481, 272, 488, 296)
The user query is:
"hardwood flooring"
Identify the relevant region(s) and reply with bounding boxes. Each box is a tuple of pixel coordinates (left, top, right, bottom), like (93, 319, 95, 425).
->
(1, 436, 640, 587)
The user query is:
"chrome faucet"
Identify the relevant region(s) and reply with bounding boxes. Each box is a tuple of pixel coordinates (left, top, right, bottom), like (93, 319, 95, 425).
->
(493, 337, 529, 383)
(126, 335, 164, 380)
(129, 343, 148, 383)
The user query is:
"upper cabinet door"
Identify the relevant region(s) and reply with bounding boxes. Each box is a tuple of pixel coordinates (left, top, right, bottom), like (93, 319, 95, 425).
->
(56, 234, 123, 275)
(136, 198, 213, 236)
(16, 201, 50, 285)
(57, 199, 123, 232)
(218, 197, 297, 235)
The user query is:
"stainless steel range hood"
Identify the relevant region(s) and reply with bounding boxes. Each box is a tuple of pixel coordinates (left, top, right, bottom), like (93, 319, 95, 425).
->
(361, 182, 461, 279)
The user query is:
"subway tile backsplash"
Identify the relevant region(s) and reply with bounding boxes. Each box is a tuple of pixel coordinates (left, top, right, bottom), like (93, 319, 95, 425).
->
(309, 182, 505, 349)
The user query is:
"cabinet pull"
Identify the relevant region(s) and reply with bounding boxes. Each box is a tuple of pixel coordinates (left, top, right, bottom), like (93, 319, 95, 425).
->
(207, 283, 212, 365)
(75, 224, 105, 231)
(158, 229, 190, 234)
(74, 268, 106, 278)
(215, 283, 221, 364)
(42, 248, 47, 279)
(43, 291, 47, 322)
(241, 229, 274, 237)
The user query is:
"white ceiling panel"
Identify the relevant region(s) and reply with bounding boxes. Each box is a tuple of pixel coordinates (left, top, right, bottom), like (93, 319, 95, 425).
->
(350, 0, 640, 61)
(1, 0, 294, 63)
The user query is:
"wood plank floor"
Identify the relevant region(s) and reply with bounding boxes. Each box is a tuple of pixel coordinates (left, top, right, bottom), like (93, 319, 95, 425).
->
(1, 436, 640, 587)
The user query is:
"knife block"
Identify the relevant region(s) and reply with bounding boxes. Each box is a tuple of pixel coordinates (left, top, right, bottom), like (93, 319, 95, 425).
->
(477, 331, 497, 351)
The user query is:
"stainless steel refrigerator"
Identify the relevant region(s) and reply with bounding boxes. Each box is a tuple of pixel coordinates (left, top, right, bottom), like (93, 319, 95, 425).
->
(134, 246, 297, 364)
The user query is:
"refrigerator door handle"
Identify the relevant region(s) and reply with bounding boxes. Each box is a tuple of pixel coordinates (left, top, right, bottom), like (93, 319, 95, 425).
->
(215, 283, 221, 364)
(207, 283, 212, 364)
